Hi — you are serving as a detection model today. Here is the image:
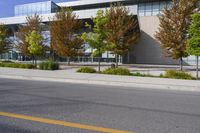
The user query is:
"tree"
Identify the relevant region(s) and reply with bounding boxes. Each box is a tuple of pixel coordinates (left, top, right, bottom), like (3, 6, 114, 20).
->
(81, 10, 108, 72)
(0, 24, 11, 54)
(49, 8, 84, 65)
(105, 4, 140, 68)
(16, 14, 42, 58)
(155, 0, 199, 71)
(187, 13, 200, 79)
(26, 30, 44, 66)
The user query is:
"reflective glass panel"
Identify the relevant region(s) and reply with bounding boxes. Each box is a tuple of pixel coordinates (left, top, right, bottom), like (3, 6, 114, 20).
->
(145, 3, 152, 16)
(138, 3, 145, 16)
(14, 1, 58, 16)
(152, 2, 159, 15)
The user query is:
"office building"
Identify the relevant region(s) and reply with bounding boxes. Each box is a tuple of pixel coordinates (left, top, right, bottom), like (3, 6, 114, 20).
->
(1, 0, 193, 65)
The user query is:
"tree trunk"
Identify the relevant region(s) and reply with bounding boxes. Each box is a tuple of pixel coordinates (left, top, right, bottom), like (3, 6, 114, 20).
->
(35, 57, 37, 67)
(52, 51, 55, 61)
(67, 57, 70, 65)
(116, 54, 119, 68)
(196, 56, 199, 79)
(97, 49, 101, 72)
(78, 56, 80, 62)
(180, 57, 183, 71)
(91, 48, 94, 63)
(98, 56, 101, 72)
(32, 56, 34, 65)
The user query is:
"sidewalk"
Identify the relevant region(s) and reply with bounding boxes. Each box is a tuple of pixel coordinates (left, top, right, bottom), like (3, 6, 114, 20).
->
(0, 67, 200, 92)
(61, 63, 198, 76)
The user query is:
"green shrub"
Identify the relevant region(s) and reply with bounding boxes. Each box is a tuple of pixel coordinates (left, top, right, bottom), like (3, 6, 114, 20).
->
(77, 67, 96, 73)
(165, 70, 193, 80)
(39, 61, 48, 70)
(0, 60, 13, 63)
(132, 72, 146, 77)
(102, 68, 131, 76)
(132, 72, 155, 77)
(159, 73, 164, 78)
(0, 62, 35, 69)
(39, 61, 59, 70)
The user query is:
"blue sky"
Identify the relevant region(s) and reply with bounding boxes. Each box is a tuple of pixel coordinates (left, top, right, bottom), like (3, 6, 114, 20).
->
(0, 0, 75, 18)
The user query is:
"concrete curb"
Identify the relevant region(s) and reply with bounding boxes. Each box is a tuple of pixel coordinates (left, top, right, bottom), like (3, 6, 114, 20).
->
(0, 74, 200, 92)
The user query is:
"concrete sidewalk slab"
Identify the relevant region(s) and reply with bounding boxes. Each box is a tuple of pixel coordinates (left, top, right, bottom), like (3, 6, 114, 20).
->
(0, 67, 200, 92)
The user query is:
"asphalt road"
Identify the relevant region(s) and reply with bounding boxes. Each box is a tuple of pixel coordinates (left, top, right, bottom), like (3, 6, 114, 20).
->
(0, 78, 200, 133)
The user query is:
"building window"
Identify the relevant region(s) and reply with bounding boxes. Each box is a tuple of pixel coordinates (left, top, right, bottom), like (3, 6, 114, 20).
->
(167, 1, 172, 8)
(160, 1, 167, 11)
(138, 3, 145, 16)
(145, 3, 152, 16)
(15, 7, 19, 16)
(152, 2, 159, 16)
(138, 1, 171, 17)
(14, 1, 59, 16)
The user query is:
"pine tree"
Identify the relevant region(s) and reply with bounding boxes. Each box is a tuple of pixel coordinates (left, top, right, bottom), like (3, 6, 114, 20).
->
(49, 8, 84, 65)
(155, 0, 199, 71)
(105, 4, 140, 68)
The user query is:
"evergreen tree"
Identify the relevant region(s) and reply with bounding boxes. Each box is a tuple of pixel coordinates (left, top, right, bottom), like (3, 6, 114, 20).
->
(187, 13, 200, 79)
(155, 0, 199, 71)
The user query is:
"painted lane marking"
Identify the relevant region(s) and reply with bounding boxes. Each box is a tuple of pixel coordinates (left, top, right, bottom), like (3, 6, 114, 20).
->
(0, 112, 134, 133)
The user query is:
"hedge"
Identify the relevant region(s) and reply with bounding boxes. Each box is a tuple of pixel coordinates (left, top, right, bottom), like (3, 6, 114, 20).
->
(77, 67, 96, 73)
(0, 62, 36, 69)
(102, 68, 131, 76)
(39, 61, 59, 70)
(164, 70, 193, 80)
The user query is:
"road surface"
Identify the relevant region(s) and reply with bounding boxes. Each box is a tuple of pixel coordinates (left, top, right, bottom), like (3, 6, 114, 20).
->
(0, 78, 200, 133)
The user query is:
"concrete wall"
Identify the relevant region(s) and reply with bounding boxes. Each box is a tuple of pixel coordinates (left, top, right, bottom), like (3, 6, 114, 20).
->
(132, 16, 179, 65)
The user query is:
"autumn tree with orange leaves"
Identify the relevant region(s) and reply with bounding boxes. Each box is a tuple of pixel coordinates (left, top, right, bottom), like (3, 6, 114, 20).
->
(155, 0, 199, 71)
(105, 4, 140, 67)
(49, 8, 84, 65)
(16, 14, 43, 57)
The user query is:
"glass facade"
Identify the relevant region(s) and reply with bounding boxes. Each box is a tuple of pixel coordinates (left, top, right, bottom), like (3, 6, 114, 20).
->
(14, 1, 59, 16)
(138, 1, 171, 16)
